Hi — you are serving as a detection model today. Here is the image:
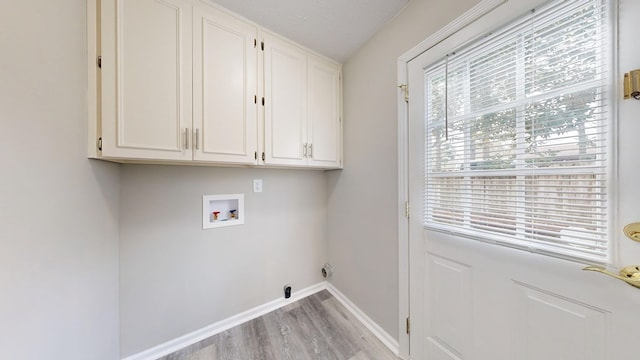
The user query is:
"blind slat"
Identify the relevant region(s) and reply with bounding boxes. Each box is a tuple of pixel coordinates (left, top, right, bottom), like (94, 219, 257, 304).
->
(423, 0, 611, 263)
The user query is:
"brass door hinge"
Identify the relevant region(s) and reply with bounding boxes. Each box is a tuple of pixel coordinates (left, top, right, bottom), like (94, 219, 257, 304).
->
(406, 317, 411, 334)
(398, 84, 409, 103)
(97, 56, 102, 68)
(262, 152, 265, 161)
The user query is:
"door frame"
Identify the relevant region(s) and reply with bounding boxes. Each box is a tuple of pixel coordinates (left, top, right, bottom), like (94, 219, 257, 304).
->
(396, 1, 538, 358)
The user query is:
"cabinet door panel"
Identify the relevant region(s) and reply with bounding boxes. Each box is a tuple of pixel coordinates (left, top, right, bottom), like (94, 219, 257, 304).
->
(193, 7, 257, 163)
(264, 35, 307, 166)
(101, 0, 192, 160)
(308, 57, 342, 168)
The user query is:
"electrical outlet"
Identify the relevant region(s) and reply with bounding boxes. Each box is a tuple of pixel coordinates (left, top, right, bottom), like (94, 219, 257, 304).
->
(253, 179, 263, 193)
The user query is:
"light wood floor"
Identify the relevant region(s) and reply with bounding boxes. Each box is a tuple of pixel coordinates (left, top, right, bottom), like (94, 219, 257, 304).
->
(158, 290, 399, 360)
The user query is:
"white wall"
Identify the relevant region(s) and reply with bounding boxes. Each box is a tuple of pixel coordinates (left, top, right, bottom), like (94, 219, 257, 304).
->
(327, 0, 482, 340)
(0, 1, 121, 359)
(119, 166, 327, 356)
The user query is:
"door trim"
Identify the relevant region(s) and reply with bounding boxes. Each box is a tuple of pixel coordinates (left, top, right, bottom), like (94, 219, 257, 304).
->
(396, 59, 410, 360)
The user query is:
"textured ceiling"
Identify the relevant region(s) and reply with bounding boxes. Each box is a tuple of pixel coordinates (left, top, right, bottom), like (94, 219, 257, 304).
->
(206, 0, 409, 63)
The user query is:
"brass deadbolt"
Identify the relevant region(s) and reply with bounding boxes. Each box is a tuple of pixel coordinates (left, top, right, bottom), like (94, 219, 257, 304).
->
(623, 222, 640, 243)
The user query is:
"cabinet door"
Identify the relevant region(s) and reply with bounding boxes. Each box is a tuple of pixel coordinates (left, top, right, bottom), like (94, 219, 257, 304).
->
(307, 56, 342, 168)
(263, 34, 307, 166)
(100, 0, 192, 161)
(193, 6, 258, 164)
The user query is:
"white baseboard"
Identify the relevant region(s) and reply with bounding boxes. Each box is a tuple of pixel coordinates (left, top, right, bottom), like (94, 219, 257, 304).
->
(122, 282, 326, 360)
(122, 281, 399, 360)
(326, 283, 400, 356)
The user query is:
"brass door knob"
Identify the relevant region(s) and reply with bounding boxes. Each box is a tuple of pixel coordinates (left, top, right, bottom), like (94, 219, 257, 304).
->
(583, 265, 640, 289)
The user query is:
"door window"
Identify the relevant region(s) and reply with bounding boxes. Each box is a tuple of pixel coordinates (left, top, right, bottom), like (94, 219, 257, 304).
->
(423, 0, 612, 263)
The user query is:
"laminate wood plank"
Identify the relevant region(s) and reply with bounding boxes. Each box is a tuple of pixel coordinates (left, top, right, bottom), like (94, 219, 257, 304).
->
(286, 304, 341, 359)
(261, 305, 310, 359)
(213, 326, 244, 360)
(186, 346, 214, 360)
(157, 290, 399, 360)
(238, 317, 275, 360)
(348, 351, 373, 360)
(299, 293, 360, 358)
(320, 297, 399, 360)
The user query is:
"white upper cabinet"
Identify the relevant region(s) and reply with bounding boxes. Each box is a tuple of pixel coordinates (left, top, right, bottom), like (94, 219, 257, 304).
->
(263, 33, 342, 169)
(100, 0, 193, 161)
(307, 55, 342, 168)
(263, 34, 308, 167)
(193, 6, 258, 164)
(91, 0, 341, 169)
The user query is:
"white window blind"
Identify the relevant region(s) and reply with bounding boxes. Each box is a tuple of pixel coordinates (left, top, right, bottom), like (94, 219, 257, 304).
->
(423, 0, 611, 263)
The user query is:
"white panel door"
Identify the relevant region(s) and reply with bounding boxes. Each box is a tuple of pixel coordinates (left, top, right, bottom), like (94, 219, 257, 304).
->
(407, 1, 640, 360)
(101, 0, 192, 161)
(193, 6, 258, 164)
(263, 34, 307, 166)
(307, 55, 342, 169)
